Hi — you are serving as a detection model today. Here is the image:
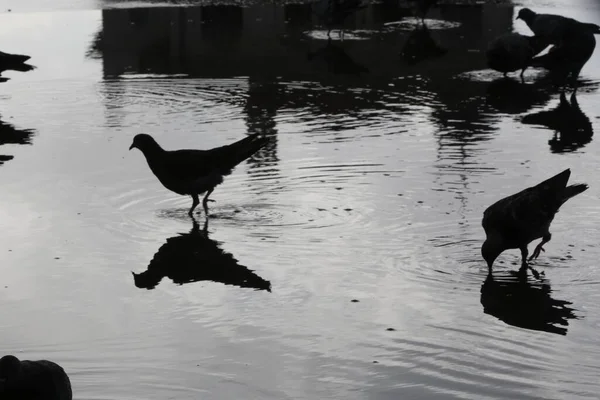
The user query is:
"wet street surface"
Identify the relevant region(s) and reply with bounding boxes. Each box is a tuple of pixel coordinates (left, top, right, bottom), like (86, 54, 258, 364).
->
(1, 0, 600, 398)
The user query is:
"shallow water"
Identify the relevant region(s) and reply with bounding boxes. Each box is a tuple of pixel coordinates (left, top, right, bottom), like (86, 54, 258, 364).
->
(1, 0, 600, 398)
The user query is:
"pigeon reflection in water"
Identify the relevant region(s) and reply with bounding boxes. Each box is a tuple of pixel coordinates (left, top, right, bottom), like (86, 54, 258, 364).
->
(522, 91, 593, 153)
(0, 50, 35, 82)
(312, 0, 366, 40)
(481, 270, 578, 335)
(132, 217, 271, 292)
(307, 39, 369, 75)
(0, 118, 36, 166)
(485, 77, 552, 115)
(400, 23, 447, 66)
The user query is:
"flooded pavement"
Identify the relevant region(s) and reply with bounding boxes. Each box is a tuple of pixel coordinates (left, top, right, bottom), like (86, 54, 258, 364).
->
(1, 0, 600, 398)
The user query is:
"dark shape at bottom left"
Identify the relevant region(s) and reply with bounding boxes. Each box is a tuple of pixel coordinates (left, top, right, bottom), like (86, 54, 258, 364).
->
(132, 217, 272, 292)
(0, 354, 72, 400)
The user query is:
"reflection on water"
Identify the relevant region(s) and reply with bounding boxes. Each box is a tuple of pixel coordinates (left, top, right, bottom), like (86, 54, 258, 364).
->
(481, 270, 578, 336)
(132, 217, 272, 291)
(0, 118, 36, 166)
(400, 23, 447, 66)
(307, 39, 369, 75)
(522, 91, 594, 153)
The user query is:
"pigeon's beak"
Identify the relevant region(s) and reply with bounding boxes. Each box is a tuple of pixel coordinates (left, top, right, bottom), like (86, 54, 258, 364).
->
(129, 143, 135, 151)
(516, 15, 521, 20)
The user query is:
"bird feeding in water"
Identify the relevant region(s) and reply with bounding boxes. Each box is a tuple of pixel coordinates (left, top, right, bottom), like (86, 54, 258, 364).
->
(481, 168, 588, 272)
(129, 133, 270, 217)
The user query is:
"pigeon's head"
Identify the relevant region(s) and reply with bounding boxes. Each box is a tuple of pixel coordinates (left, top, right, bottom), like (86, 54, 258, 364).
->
(129, 134, 159, 152)
(481, 237, 503, 269)
(0, 355, 21, 380)
(516, 8, 535, 22)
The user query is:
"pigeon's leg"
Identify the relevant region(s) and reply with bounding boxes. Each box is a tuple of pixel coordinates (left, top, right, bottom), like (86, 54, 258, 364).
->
(519, 246, 529, 270)
(189, 194, 199, 217)
(327, 27, 332, 38)
(520, 66, 527, 81)
(202, 188, 215, 215)
(503, 72, 507, 77)
(529, 233, 551, 261)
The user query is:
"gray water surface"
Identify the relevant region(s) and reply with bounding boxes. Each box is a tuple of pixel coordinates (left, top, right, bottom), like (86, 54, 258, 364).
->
(0, 0, 600, 399)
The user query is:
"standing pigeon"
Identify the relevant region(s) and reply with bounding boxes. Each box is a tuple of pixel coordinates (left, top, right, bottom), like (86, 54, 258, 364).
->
(129, 133, 269, 217)
(0, 355, 72, 400)
(313, 0, 366, 40)
(481, 168, 588, 271)
(0, 51, 35, 80)
(486, 32, 549, 78)
(516, 8, 600, 47)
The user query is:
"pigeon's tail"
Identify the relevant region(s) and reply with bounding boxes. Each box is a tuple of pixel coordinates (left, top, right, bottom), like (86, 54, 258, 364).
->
(8, 63, 35, 72)
(562, 183, 589, 203)
(0, 51, 31, 64)
(223, 133, 270, 169)
(582, 22, 600, 34)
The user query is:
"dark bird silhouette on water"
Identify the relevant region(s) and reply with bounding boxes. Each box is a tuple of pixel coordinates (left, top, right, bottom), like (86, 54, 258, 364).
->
(307, 39, 369, 75)
(482, 168, 588, 272)
(401, 23, 447, 66)
(0, 51, 35, 81)
(486, 33, 548, 79)
(522, 91, 593, 153)
(517, 8, 600, 47)
(313, 0, 366, 40)
(408, 0, 438, 24)
(481, 270, 578, 335)
(129, 133, 269, 217)
(132, 217, 272, 291)
(0, 355, 72, 400)
(529, 30, 596, 83)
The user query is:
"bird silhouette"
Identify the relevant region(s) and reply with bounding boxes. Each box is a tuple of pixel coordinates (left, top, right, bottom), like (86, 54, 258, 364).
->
(481, 270, 578, 335)
(516, 8, 600, 47)
(0, 355, 72, 400)
(486, 32, 548, 79)
(0, 51, 35, 81)
(129, 133, 269, 217)
(132, 217, 272, 291)
(312, 0, 366, 40)
(408, 0, 438, 24)
(522, 91, 593, 153)
(529, 30, 596, 83)
(481, 168, 588, 272)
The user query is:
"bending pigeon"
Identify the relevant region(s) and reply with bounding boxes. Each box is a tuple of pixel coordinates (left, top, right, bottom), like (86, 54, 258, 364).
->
(0, 50, 35, 79)
(129, 133, 269, 216)
(0, 355, 72, 400)
(481, 168, 588, 271)
(517, 8, 600, 47)
(486, 32, 548, 78)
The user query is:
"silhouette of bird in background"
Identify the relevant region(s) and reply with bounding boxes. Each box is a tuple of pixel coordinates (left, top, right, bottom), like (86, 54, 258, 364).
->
(522, 91, 593, 153)
(0, 50, 35, 81)
(516, 8, 600, 47)
(129, 133, 269, 217)
(312, 0, 367, 40)
(132, 217, 272, 292)
(486, 32, 549, 79)
(481, 168, 588, 272)
(0, 354, 72, 400)
(408, 0, 438, 24)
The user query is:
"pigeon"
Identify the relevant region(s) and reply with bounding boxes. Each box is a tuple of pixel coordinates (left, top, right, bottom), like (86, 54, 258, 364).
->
(516, 8, 600, 47)
(486, 32, 549, 78)
(408, 0, 438, 24)
(481, 168, 588, 271)
(529, 29, 596, 82)
(313, 0, 366, 40)
(307, 39, 369, 75)
(0, 355, 72, 400)
(0, 51, 35, 80)
(129, 133, 269, 217)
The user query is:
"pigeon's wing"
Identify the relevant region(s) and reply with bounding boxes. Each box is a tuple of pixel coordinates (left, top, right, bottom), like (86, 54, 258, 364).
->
(483, 169, 570, 239)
